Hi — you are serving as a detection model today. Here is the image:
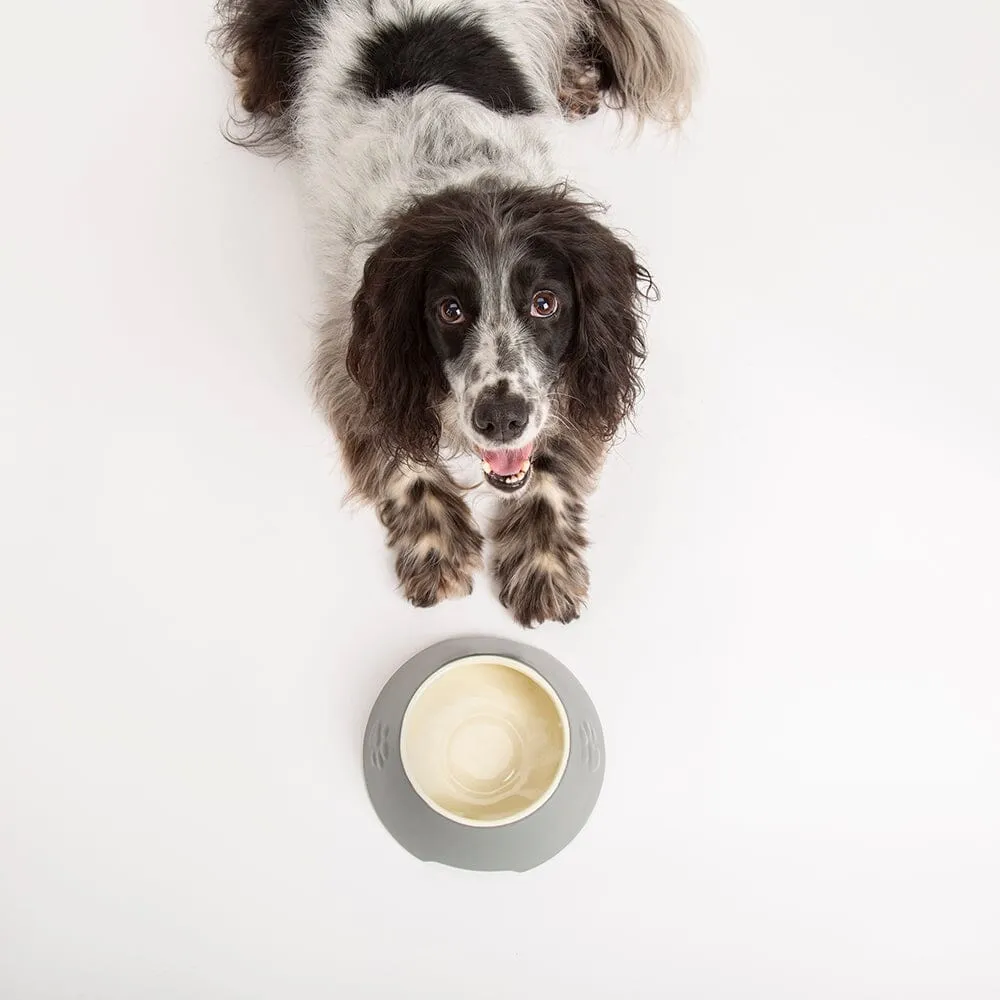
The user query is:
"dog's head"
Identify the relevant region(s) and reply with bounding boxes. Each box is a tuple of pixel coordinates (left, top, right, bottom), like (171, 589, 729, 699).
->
(347, 184, 653, 492)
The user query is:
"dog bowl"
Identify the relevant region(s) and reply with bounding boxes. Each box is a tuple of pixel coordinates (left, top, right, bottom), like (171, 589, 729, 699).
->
(363, 637, 605, 871)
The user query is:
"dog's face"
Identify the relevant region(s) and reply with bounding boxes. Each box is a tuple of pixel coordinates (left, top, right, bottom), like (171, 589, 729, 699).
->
(423, 242, 577, 490)
(348, 184, 651, 493)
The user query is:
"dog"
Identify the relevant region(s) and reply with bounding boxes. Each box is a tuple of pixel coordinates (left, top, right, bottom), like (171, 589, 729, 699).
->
(216, 0, 697, 626)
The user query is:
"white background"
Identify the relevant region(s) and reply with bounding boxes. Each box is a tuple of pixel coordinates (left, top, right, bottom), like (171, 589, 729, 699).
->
(2, 1, 999, 997)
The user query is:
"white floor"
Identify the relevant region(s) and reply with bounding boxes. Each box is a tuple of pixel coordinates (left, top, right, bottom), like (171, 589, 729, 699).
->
(3, 1, 999, 997)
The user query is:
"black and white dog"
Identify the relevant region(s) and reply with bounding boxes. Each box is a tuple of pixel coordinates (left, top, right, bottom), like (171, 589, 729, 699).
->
(217, 0, 697, 626)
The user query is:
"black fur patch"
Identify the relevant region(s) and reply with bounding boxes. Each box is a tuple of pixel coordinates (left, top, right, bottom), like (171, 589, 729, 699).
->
(348, 13, 539, 114)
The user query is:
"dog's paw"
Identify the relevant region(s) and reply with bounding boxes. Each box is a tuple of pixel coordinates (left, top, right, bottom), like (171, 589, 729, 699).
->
(558, 63, 603, 121)
(396, 536, 483, 608)
(381, 477, 484, 609)
(496, 550, 589, 628)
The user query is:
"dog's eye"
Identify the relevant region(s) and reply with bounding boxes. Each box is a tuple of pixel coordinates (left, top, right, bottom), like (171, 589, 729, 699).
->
(530, 291, 559, 318)
(439, 298, 465, 324)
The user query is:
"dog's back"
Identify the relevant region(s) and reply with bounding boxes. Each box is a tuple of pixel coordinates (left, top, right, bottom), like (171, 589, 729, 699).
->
(216, 0, 699, 151)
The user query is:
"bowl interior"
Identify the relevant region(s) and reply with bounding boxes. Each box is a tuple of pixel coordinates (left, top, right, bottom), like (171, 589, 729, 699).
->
(400, 655, 570, 827)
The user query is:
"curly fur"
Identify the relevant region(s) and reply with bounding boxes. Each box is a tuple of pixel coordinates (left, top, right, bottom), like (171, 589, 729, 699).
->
(346, 220, 451, 466)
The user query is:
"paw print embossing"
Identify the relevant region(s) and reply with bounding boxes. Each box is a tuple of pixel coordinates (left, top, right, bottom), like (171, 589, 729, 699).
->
(369, 721, 391, 770)
(579, 720, 602, 773)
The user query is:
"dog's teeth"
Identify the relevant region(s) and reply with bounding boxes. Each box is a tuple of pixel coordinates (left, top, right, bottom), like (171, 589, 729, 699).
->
(520, 461, 531, 472)
(482, 461, 491, 474)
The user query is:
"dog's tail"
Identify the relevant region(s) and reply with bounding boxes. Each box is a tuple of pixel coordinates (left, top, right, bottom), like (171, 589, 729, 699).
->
(582, 0, 700, 128)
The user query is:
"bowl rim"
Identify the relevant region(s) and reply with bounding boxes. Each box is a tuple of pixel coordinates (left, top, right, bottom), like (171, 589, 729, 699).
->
(399, 653, 572, 828)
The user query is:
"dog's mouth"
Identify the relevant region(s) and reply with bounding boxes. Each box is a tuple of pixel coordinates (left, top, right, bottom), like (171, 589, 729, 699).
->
(480, 444, 534, 493)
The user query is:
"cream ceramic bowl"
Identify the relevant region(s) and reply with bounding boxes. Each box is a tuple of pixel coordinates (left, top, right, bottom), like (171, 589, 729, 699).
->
(363, 637, 605, 871)
(401, 655, 570, 827)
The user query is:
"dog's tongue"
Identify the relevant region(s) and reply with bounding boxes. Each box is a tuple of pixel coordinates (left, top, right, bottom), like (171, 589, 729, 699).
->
(481, 444, 533, 477)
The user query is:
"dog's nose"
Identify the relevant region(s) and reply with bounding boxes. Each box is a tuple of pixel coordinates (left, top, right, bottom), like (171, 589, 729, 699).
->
(472, 393, 529, 442)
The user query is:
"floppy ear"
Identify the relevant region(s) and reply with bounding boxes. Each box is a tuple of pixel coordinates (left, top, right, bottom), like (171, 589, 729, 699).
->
(561, 219, 653, 441)
(347, 233, 448, 464)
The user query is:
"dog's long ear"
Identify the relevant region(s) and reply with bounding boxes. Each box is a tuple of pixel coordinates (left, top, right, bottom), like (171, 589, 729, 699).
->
(556, 212, 653, 441)
(347, 230, 447, 464)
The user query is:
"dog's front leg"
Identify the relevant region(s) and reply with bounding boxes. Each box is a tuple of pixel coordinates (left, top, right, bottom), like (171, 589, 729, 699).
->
(490, 438, 602, 627)
(380, 465, 484, 607)
(341, 436, 483, 607)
